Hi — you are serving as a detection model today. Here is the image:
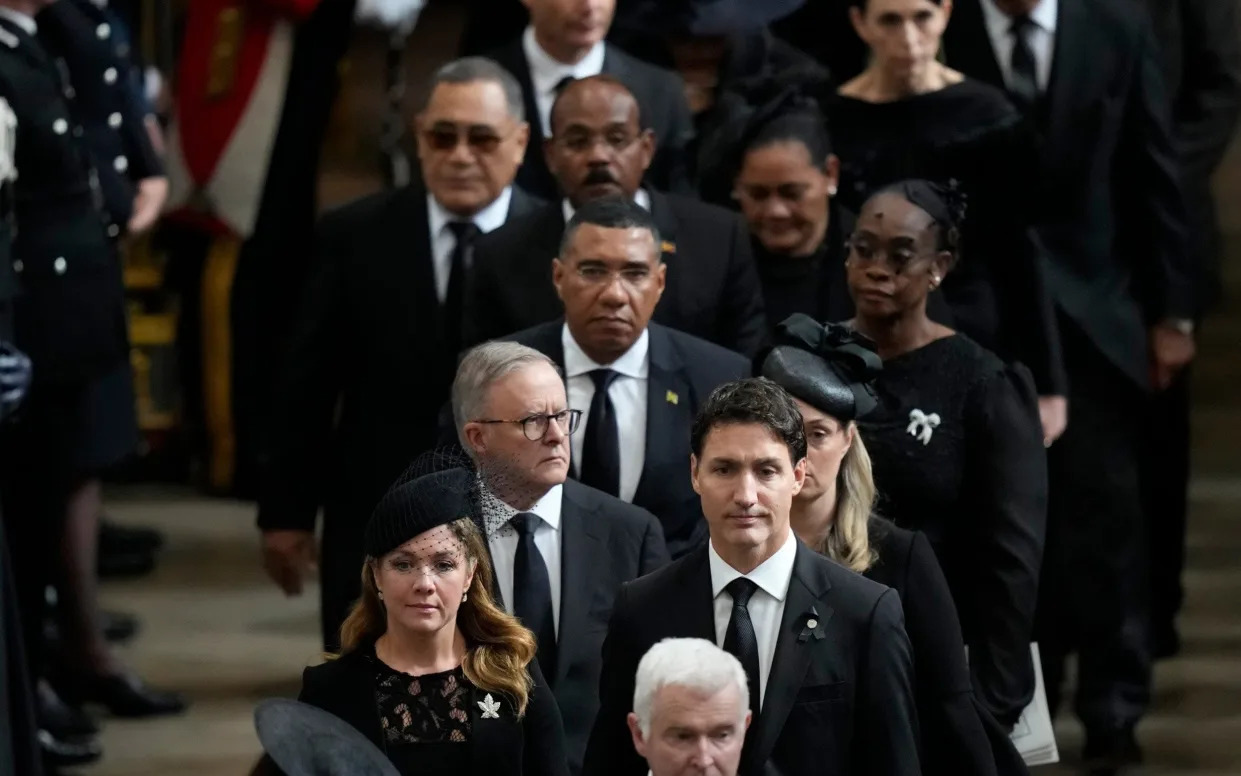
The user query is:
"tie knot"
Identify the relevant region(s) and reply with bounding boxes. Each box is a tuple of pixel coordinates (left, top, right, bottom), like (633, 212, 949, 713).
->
(589, 368, 619, 392)
(554, 75, 577, 95)
(726, 578, 759, 607)
(510, 512, 541, 536)
(1009, 14, 1034, 35)
(448, 221, 481, 245)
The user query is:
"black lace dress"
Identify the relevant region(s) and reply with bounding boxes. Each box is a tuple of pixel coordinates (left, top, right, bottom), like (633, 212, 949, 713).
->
(859, 334, 1046, 727)
(371, 651, 473, 776)
(831, 80, 1066, 396)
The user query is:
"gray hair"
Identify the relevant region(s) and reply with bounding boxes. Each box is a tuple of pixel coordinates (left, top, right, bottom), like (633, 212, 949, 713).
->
(632, 638, 749, 738)
(424, 57, 526, 122)
(451, 341, 562, 449)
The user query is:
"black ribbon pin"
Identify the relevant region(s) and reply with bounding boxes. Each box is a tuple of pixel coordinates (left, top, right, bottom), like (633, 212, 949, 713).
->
(797, 606, 827, 643)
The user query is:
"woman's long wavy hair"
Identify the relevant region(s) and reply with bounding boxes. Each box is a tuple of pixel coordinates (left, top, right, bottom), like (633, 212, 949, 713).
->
(339, 517, 538, 716)
(815, 425, 879, 573)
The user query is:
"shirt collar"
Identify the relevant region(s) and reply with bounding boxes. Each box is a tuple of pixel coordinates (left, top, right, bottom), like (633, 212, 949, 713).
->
(0, 8, 37, 35)
(562, 322, 649, 379)
(708, 530, 798, 602)
(561, 188, 651, 225)
(522, 25, 606, 98)
(482, 482, 564, 536)
(427, 186, 513, 242)
(981, 0, 1057, 35)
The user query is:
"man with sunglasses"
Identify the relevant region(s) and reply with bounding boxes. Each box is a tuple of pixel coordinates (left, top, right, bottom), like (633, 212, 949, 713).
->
(256, 56, 543, 652)
(494, 197, 749, 560)
(453, 339, 670, 776)
(464, 75, 767, 358)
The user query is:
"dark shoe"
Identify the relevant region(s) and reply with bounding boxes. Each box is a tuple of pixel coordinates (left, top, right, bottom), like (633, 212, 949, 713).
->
(70, 670, 187, 718)
(99, 519, 165, 553)
(102, 609, 140, 643)
(97, 548, 157, 579)
(1084, 726, 1143, 775)
(38, 729, 102, 768)
(36, 679, 98, 738)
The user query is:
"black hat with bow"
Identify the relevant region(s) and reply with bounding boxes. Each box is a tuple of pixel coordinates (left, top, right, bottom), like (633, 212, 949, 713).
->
(756, 314, 882, 422)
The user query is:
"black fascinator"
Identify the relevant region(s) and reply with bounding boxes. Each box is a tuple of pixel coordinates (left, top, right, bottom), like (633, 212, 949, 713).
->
(255, 699, 399, 776)
(756, 314, 882, 421)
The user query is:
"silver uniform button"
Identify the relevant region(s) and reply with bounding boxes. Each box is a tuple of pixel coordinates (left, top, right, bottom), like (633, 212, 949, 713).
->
(107, 224, 120, 238)
(53, 118, 68, 135)
(108, 112, 122, 128)
(113, 155, 128, 173)
(96, 23, 110, 39)
(53, 257, 67, 275)
(12, 260, 22, 273)
(103, 67, 118, 84)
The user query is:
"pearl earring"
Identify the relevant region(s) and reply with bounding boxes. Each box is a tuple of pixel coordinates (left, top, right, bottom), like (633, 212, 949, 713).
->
(377, 590, 384, 601)
(462, 591, 469, 603)
(828, 185, 838, 196)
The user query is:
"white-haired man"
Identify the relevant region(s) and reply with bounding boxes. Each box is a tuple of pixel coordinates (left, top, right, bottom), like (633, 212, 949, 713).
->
(628, 638, 751, 776)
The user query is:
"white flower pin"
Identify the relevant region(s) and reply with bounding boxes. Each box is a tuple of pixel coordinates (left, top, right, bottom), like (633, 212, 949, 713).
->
(906, 409, 941, 446)
(478, 693, 501, 719)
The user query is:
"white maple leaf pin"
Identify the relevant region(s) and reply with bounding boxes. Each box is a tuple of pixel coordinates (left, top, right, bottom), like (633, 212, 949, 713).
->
(478, 693, 501, 719)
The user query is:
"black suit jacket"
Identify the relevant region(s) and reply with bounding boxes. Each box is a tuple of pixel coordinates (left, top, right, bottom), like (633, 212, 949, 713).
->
(582, 540, 921, 776)
(487, 40, 694, 201)
(502, 321, 750, 558)
(864, 522, 1029, 776)
(296, 643, 569, 776)
(943, 0, 1192, 386)
(257, 181, 543, 645)
(465, 190, 768, 357)
(489, 480, 669, 775)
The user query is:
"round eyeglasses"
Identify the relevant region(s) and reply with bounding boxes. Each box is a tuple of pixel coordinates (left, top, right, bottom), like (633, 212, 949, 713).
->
(473, 409, 583, 441)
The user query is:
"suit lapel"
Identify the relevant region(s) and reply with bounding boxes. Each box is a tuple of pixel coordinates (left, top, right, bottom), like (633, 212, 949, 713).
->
(384, 183, 440, 320)
(741, 544, 834, 774)
(555, 486, 606, 688)
(944, 0, 1006, 90)
(646, 190, 681, 260)
(497, 39, 543, 145)
(1043, 0, 1095, 146)
(633, 325, 693, 504)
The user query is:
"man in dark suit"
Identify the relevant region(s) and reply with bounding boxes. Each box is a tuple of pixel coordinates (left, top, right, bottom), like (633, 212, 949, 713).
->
(499, 197, 749, 558)
(485, 0, 694, 200)
(943, 0, 1196, 769)
(583, 378, 920, 776)
(256, 57, 543, 650)
(465, 76, 767, 357)
(452, 340, 670, 775)
(1140, 0, 1241, 660)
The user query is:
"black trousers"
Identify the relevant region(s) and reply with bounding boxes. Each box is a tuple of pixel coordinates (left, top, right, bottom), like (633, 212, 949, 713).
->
(1, 505, 44, 776)
(1143, 368, 1192, 650)
(1036, 324, 1152, 733)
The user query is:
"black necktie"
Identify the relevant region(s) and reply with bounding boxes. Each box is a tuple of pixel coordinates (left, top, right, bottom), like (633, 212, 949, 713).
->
(443, 221, 480, 351)
(579, 369, 621, 496)
(1008, 16, 1040, 114)
(723, 578, 762, 718)
(554, 75, 577, 95)
(510, 513, 557, 682)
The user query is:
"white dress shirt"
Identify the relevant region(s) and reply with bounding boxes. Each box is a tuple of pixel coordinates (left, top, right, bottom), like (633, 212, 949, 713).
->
(426, 187, 512, 303)
(563, 323, 649, 502)
(708, 531, 798, 709)
(561, 188, 651, 226)
(485, 484, 564, 638)
(522, 25, 606, 137)
(0, 7, 37, 34)
(980, 0, 1058, 92)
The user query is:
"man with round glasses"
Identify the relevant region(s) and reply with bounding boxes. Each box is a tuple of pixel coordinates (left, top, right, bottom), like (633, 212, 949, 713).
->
(453, 339, 669, 776)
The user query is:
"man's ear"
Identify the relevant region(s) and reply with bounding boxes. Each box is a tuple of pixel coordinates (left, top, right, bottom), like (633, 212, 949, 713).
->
(690, 454, 701, 495)
(791, 457, 807, 496)
(552, 257, 567, 302)
(626, 713, 648, 759)
(464, 423, 487, 456)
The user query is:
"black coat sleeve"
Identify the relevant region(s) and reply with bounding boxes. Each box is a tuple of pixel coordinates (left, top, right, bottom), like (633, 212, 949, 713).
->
(963, 366, 1047, 727)
(857, 588, 921, 776)
(255, 215, 348, 532)
(581, 583, 647, 776)
(524, 660, 571, 776)
(1169, 0, 1241, 185)
(720, 214, 768, 358)
(897, 532, 1013, 776)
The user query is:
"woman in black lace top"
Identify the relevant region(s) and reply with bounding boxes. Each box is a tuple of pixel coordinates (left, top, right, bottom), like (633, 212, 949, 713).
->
(831, 0, 1068, 446)
(846, 181, 1047, 731)
(294, 468, 569, 776)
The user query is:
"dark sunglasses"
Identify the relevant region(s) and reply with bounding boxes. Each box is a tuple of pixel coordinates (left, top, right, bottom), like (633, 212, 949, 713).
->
(423, 123, 512, 154)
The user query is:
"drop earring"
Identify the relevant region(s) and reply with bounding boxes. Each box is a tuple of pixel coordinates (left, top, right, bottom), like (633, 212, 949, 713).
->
(462, 591, 469, 603)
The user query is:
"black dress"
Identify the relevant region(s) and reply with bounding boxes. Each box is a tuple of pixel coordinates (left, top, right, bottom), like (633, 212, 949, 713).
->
(374, 657, 472, 776)
(752, 206, 853, 334)
(830, 80, 1066, 396)
(863, 520, 1029, 776)
(859, 334, 1046, 727)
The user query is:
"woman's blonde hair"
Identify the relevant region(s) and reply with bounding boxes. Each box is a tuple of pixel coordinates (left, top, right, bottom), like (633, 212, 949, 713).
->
(339, 517, 538, 716)
(816, 425, 878, 573)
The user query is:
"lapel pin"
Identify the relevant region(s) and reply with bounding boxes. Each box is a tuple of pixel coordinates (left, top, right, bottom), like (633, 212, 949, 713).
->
(665, 390, 679, 405)
(798, 608, 828, 643)
(478, 693, 501, 719)
(660, 240, 676, 254)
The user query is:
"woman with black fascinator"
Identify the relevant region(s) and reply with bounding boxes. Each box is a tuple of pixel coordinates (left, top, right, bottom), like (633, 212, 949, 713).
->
(843, 181, 1047, 736)
(831, 0, 1068, 447)
(759, 314, 1030, 776)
